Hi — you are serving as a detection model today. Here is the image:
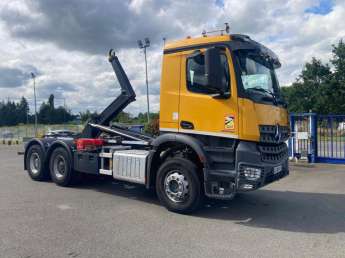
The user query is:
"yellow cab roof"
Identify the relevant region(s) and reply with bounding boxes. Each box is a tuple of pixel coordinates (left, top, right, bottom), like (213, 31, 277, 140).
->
(164, 35, 232, 51)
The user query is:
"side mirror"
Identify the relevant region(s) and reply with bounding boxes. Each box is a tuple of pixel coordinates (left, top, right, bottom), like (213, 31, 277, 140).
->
(205, 47, 228, 97)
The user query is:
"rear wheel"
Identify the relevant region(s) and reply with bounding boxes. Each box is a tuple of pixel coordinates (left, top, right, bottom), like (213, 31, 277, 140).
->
(26, 145, 49, 181)
(156, 157, 203, 214)
(49, 147, 76, 186)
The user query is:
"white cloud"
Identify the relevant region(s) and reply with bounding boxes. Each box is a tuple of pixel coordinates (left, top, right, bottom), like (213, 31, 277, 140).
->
(0, 0, 344, 115)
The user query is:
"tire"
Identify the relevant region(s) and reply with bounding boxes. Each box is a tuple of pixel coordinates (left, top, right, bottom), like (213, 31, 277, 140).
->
(156, 157, 203, 214)
(49, 147, 76, 187)
(26, 145, 49, 181)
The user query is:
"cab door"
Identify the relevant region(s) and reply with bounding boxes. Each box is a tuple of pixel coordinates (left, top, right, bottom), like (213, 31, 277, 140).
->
(178, 48, 239, 139)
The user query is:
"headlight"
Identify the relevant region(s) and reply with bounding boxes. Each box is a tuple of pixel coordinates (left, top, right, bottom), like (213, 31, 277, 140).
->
(243, 166, 262, 180)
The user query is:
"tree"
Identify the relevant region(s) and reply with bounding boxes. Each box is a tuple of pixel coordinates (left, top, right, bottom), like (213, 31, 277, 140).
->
(328, 40, 345, 113)
(281, 58, 331, 113)
(300, 57, 331, 84)
(38, 95, 75, 124)
(144, 115, 160, 136)
(331, 40, 345, 83)
(281, 39, 345, 114)
(113, 111, 131, 123)
(0, 95, 75, 126)
(48, 94, 54, 109)
(38, 101, 50, 124)
(0, 97, 30, 126)
(17, 97, 29, 124)
(79, 110, 99, 123)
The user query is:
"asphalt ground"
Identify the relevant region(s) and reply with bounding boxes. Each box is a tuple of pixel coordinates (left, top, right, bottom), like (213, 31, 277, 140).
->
(1, 145, 345, 258)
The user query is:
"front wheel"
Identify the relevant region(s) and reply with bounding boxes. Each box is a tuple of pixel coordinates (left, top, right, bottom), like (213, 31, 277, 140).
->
(156, 157, 203, 214)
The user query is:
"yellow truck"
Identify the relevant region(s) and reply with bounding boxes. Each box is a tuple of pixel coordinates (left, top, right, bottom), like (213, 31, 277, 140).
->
(24, 32, 289, 213)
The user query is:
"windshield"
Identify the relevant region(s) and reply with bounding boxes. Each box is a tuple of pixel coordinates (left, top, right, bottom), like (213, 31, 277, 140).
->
(236, 50, 281, 99)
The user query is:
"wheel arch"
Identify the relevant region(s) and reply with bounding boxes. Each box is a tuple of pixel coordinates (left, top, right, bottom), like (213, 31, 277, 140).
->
(146, 133, 208, 189)
(24, 139, 74, 171)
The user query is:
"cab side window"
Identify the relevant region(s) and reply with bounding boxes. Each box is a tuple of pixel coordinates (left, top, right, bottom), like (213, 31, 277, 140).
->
(186, 52, 230, 94)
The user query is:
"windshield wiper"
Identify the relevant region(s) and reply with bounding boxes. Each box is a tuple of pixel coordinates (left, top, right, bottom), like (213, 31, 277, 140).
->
(247, 87, 278, 105)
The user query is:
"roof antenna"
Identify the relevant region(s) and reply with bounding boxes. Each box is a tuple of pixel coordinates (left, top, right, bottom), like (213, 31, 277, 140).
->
(202, 22, 230, 37)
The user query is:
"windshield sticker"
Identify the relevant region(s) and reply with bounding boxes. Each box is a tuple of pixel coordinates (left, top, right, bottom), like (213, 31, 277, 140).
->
(224, 115, 235, 131)
(241, 74, 269, 90)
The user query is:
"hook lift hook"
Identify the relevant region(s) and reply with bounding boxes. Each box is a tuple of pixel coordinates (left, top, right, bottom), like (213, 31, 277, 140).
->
(108, 49, 116, 62)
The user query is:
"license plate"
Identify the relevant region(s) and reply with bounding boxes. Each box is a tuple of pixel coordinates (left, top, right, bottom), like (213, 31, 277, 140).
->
(273, 165, 283, 174)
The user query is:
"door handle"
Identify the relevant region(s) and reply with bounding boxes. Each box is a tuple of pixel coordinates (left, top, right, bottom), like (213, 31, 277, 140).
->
(180, 121, 194, 130)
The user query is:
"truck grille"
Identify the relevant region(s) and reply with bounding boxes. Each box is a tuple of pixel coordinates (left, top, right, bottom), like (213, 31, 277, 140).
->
(259, 125, 289, 144)
(258, 143, 288, 163)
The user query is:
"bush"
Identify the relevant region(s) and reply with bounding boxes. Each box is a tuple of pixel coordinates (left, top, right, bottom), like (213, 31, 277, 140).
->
(144, 117, 160, 136)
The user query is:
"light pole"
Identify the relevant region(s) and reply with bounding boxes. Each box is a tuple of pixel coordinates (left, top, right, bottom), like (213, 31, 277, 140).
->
(137, 38, 150, 124)
(30, 72, 38, 137)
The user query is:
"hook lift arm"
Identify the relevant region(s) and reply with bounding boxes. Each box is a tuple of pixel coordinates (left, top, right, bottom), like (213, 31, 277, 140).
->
(80, 49, 136, 138)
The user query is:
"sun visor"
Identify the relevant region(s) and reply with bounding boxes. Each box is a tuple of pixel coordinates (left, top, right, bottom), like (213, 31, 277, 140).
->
(228, 35, 281, 69)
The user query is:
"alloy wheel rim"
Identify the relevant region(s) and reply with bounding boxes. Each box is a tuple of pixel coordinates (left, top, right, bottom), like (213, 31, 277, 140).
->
(164, 170, 189, 203)
(53, 155, 66, 179)
(29, 152, 40, 175)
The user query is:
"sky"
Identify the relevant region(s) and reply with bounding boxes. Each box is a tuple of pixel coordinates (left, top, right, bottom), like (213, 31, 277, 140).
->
(0, 0, 344, 115)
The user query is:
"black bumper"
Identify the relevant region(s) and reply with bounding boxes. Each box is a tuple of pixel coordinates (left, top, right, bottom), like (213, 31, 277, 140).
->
(204, 141, 289, 199)
(236, 160, 289, 192)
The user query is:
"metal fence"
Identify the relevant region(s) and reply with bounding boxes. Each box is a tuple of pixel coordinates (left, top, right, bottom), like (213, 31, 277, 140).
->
(0, 124, 83, 143)
(289, 114, 311, 160)
(290, 113, 345, 164)
(0, 123, 144, 144)
(317, 115, 345, 163)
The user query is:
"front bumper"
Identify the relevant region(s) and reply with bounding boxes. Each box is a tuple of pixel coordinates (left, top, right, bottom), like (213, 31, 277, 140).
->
(204, 141, 289, 199)
(236, 160, 289, 192)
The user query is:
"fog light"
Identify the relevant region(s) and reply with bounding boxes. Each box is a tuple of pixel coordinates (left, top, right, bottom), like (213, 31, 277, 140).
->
(243, 167, 262, 180)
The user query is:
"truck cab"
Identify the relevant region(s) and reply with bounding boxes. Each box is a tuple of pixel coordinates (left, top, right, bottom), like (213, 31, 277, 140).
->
(159, 34, 289, 196)
(24, 33, 289, 214)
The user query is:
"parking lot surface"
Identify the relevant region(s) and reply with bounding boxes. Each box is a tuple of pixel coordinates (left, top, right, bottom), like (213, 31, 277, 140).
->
(1, 145, 345, 258)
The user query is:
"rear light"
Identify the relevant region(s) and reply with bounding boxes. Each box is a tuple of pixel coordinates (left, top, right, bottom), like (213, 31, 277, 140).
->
(75, 138, 104, 151)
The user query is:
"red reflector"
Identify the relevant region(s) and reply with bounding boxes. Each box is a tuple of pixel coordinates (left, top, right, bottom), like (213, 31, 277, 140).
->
(75, 138, 104, 151)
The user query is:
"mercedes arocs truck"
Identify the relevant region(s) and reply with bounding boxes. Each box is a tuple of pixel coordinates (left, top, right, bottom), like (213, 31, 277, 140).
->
(24, 32, 289, 213)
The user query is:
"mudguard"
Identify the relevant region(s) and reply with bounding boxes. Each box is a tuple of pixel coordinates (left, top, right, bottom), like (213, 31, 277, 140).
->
(24, 138, 75, 170)
(146, 133, 209, 189)
(152, 133, 209, 166)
